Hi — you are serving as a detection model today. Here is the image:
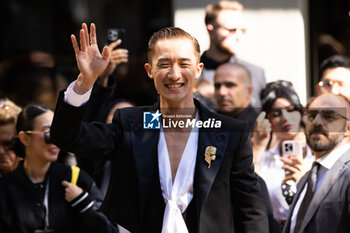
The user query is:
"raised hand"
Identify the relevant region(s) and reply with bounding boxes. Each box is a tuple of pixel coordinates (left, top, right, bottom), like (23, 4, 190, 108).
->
(252, 111, 272, 170)
(252, 111, 271, 147)
(108, 40, 129, 66)
(71, 23, 110, 94)
(98, 39, 129, 86)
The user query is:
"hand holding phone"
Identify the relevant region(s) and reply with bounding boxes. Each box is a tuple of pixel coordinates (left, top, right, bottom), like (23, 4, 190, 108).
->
(98, 28, 128, 83)
(281, 140, 305, 184)
(107, 28, 125, 47)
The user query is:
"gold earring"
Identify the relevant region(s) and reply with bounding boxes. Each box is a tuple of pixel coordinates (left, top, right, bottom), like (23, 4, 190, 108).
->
(193, 79, 198, 88)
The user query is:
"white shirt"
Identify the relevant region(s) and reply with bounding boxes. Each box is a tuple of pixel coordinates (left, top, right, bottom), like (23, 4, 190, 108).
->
(289, 143, 350, 233)
(64, 81, 92, 107)
(259, 144, 314, 221)
(158, 123, 198, 233)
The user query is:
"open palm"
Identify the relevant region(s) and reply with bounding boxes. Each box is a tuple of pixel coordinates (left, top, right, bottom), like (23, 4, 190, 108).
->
(71, 23, 110, 93)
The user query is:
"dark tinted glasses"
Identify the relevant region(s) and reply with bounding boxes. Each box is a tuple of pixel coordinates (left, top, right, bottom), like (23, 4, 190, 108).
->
(25, 130, 52, 144)
(305, 109, 349, 122)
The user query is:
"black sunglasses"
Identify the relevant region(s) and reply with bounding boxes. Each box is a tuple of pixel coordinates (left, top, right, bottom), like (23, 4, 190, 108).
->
(25, 130, 52, 144)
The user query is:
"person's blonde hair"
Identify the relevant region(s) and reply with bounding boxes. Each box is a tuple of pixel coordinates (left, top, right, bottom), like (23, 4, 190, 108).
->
(205, 1, 243, 25)
(0, 99, 22, 125)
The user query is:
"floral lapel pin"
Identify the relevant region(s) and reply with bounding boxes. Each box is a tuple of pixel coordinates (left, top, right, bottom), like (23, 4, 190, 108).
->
(205, 146, 217, 168)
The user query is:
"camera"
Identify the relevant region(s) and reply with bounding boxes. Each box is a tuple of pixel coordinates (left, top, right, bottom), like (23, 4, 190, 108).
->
(282, 140, 302, 158)
(284, 143, 293, 152)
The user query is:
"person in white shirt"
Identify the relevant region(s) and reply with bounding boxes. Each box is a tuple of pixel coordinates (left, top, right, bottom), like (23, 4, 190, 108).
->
(253, 81, 314, 228)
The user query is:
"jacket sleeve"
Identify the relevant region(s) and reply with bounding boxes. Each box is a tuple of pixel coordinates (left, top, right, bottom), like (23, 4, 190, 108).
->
(51, 91, 122, 160)
(83, 83, 115, 123)
(69, 191, 120, 233)
(230, 123, 269, 233)
(68, 168, 120, 233)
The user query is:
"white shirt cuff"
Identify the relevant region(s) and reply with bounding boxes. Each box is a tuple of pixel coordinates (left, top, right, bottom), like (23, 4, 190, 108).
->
(64, 81, 92, 107)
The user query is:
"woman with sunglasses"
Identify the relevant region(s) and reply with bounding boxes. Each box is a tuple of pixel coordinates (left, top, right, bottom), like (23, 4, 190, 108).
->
(252, 80, 314, 229)
(0, 104, 109, 233)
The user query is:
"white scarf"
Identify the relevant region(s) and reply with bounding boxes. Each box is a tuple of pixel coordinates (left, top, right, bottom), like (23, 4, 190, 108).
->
(158, 125, 198, 233)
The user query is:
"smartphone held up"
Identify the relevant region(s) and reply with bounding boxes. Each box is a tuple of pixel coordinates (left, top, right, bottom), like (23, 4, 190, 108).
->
(107, 28, 125, 48)
(282, 140, 302, 159)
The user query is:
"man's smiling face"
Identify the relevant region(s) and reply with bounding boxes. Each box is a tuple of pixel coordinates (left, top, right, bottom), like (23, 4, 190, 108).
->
(145, 37, 203, 107)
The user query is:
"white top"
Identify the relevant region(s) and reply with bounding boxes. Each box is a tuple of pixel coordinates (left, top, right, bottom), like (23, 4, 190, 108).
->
(259, 144, 314, 221)
(158, 117, 199, 233)
(289, 143, 350, 233)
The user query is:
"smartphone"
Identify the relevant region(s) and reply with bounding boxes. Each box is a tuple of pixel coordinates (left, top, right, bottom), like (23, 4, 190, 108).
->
(107, 28, 125, 47)
(282, 140, 302, 158)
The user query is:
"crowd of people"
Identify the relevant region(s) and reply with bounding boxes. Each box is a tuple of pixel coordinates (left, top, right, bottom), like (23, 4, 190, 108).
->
(1, 1, 350, 233)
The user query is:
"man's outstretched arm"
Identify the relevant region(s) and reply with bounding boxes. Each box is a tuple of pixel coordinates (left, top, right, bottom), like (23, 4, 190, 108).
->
(51, 23, 118, 157)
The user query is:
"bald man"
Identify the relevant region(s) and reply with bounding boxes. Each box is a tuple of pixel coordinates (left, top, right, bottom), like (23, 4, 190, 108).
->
(214, 62, 259, 131)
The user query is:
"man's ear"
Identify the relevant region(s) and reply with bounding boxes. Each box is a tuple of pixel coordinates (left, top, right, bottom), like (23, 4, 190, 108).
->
(144, 63, 153, 79)
(207, 24, 214, 32)
(342, 115, 350, 138)
(18, 131, 30, 146)
(316, 82, 322, 96)
(195, 63, 204, 79)
(247, 85, 253, 95)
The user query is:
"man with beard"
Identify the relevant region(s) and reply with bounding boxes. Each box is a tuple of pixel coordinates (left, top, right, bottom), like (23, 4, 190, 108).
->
(283, 93, 350, 233)
(201, 1, 266, 107)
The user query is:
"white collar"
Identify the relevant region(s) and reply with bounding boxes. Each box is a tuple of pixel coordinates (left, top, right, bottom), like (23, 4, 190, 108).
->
(317, 143, 350, 170)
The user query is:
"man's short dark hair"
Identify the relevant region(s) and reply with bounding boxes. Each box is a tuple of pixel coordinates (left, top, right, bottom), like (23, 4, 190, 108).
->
(320, 55, 350, 78)
(147, 27, 201, 63)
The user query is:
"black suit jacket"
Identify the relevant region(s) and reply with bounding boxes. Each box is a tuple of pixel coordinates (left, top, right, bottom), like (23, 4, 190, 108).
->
(51, 92, 268, 233)
(283, 148, 350, 233)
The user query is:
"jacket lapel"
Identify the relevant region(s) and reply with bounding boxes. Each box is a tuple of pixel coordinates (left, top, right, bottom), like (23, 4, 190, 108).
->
(193, 101, 230, 220)
(299, 148, 350, 232)
(130, 100, 230, 226)
(129, 106, 161, 219)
